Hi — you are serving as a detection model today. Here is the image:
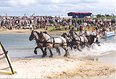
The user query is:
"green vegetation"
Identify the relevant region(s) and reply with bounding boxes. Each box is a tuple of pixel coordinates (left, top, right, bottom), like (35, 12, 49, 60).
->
(96, 14, 116, 19)
(48, 25, 74, 31)
(48, 26, 56, 31)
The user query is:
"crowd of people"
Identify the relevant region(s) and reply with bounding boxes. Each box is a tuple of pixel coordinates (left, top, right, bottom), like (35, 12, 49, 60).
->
(0, 15, 115, 32)
(0, 16, 71, 30)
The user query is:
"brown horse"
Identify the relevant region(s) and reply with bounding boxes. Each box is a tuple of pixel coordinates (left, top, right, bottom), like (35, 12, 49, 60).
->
(29, 30, 61, 57)
(38, 31, 69, 57)
(61, 33, 81, 51)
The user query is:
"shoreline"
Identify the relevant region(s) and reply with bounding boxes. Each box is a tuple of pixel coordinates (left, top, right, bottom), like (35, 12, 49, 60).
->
(0, 28, 116, 36)
(0, 29, 34, 34)
(0, 29, 68, 35)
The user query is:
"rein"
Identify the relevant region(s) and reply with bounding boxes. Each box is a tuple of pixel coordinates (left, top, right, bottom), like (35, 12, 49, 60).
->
(42, 32, 56, 47)
(43, 33, 67, 47)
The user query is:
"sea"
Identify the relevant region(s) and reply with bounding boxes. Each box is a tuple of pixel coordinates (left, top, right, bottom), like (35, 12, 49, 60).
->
(0, 34, 116, 64)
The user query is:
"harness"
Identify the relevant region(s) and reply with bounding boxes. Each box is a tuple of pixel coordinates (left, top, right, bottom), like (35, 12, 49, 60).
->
(52, 37, 55, 48)
(43, 33, 57, 48)
(52, 37, 67, 47)
(34, 31, 67, 48)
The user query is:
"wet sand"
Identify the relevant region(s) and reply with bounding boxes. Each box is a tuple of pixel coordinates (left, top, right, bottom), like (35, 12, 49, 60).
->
(0, 56, 116, 79)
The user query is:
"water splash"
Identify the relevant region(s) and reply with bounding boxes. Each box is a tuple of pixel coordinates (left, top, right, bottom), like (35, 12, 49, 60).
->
(70, 42, 116, 57)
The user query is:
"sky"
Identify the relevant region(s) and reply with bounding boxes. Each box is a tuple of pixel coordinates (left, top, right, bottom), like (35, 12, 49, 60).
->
(0, 0, 116, 16)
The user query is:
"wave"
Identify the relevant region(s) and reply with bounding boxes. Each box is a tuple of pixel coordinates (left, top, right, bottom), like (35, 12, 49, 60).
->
(70, 42, 116, 57)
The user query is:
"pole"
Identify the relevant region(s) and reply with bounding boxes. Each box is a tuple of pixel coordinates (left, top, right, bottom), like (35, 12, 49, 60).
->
(0, 42, 14, 74)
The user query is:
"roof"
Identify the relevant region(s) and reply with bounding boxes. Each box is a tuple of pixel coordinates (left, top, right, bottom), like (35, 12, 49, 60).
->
(68, 12, 92, 14)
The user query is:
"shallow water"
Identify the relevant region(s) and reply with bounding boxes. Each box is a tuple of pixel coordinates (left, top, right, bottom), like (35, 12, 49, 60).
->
(98, 51, 116, 65)
(0, 34, 36, 57)
(0, 34, 116, 60)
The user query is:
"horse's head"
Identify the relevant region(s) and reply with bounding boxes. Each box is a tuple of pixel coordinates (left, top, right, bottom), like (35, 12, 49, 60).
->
(29, 30, 35, 41)
(61, 33, 72, 42)
(29, 30, 40, 41)
(61, 33, 67, 38)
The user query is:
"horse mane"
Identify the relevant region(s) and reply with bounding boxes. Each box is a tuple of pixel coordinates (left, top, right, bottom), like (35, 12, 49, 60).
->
(61, 33, 68, 37)
(43, 31, 52, 38)
(43, 31, 47, 34)
(33, 31, 40, 36)
(61, 33, 65, 37)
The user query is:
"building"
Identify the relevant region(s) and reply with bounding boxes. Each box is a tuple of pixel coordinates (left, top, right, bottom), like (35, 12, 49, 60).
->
(67, 12, 92, 18)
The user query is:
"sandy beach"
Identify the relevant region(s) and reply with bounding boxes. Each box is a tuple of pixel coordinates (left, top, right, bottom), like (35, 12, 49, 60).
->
(0, 56, 116, 79)
(0, 28, 68, 35)
(0, 29, 34, 34)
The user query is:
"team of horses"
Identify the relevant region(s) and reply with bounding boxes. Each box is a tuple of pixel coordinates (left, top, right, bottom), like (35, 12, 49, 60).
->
(29, 30, 100, 57)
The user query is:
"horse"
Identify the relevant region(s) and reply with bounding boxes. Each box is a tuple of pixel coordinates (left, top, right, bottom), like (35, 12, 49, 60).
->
(68, 31, 99, 48)
(29, 30, 47, 57)
(61, 33, 81, 51)
(84, 31, 101, 47)
(85, 35, 97, 46)
(38, 31, 69, 57)
(84, 30, 101, 46)
(68, 31, 88, 49)
(29, 30, 61, 57)
(61, 33, 72, 47)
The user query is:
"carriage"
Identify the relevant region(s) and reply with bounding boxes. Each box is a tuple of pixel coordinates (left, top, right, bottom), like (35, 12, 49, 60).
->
(102, 31, 115, 39)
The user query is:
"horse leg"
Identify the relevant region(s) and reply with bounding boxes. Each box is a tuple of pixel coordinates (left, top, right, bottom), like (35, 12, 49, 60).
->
(77, 44, 81, 51)
(41, 47, 47, 58)
(80, 42, 85, 48)
(62, 46, 69, 57)
(55, 47, 61, 56)
(85, 43, 90, 48)
(70, 44, 73, 50)
(70, 42, 73, 50)
(34, 46, 38, 55)
(48, 48, 53, 57)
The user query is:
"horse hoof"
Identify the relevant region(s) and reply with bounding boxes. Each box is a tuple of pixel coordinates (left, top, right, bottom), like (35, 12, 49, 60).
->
(42, 55, 46, 58)
(64, 53, 70, 57)
(78, 49, 82, 51)
(42, 54, 47, 58)
(64, 54, 68, 57)
(49, 55, 53, 58)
